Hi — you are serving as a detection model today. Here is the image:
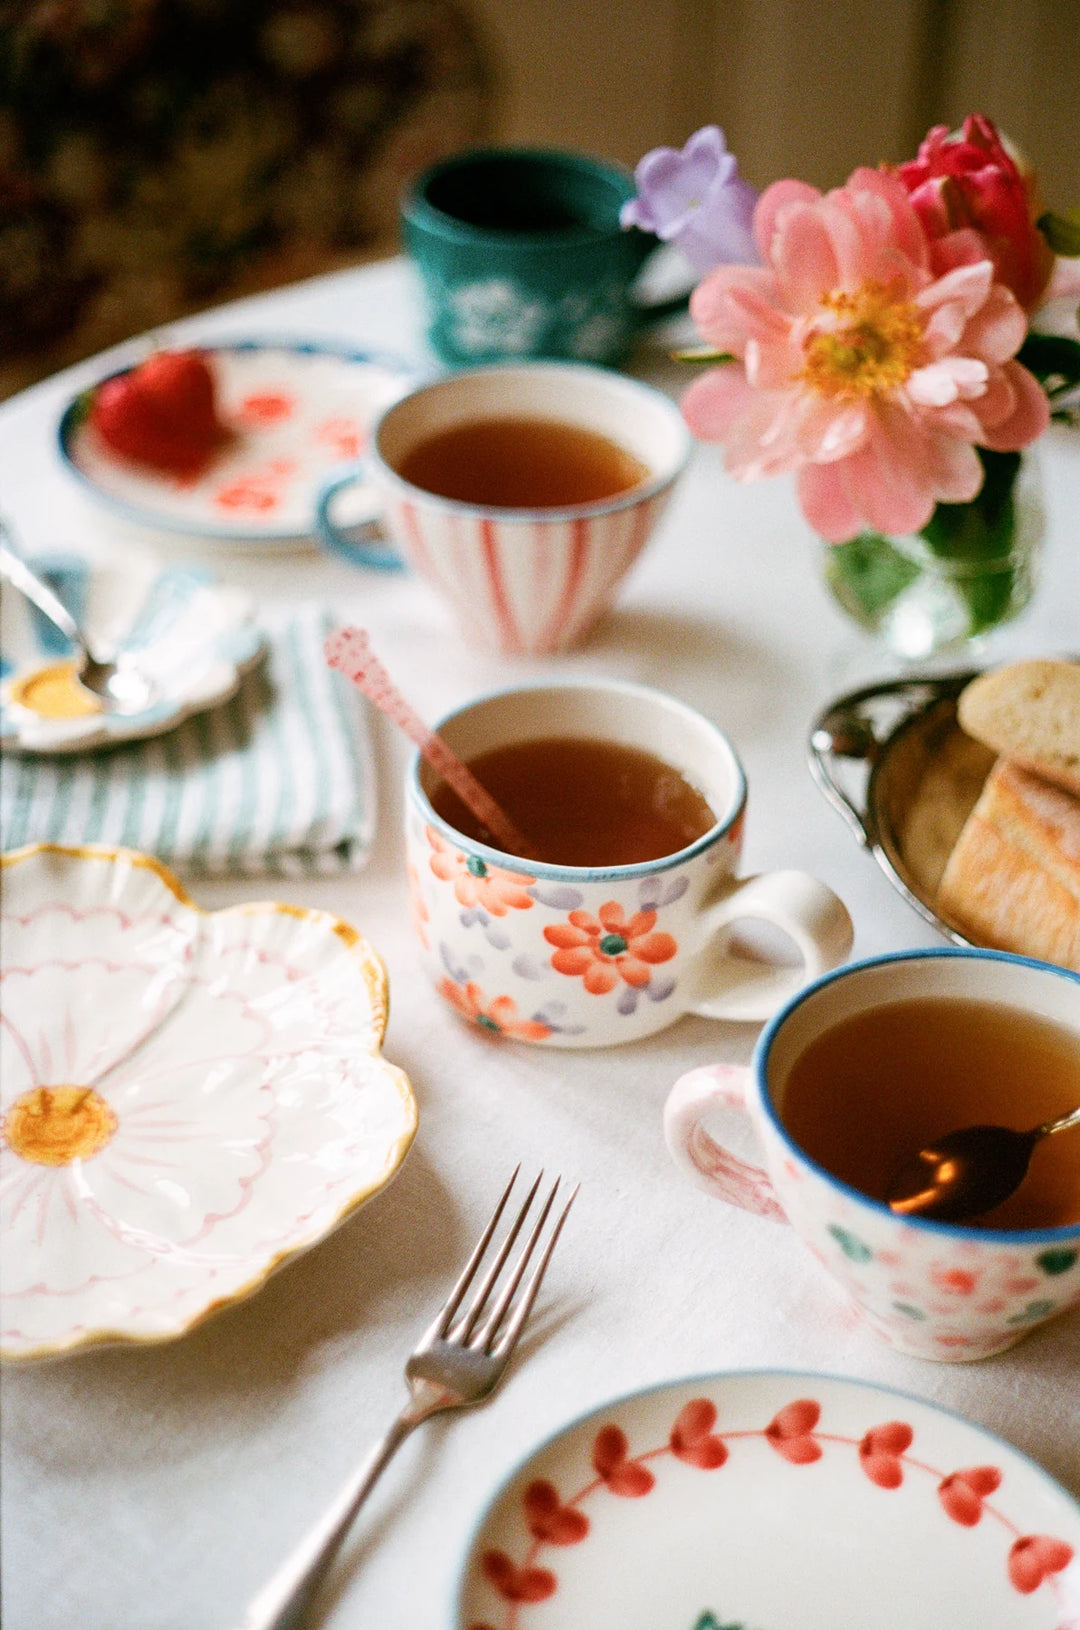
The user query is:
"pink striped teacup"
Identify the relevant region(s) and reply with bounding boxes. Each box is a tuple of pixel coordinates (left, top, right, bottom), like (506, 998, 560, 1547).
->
(315, 362, 691, 655)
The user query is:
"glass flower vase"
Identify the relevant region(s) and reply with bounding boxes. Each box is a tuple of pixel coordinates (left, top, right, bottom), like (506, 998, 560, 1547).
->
(821, 449, 1043, 664)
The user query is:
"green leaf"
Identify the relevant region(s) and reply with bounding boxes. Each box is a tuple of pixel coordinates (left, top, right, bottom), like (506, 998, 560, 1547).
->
(1017, 331, 1080, 393)
(919, 448, 1022, 634)
(824, 532, 920, 624)
(68, 387, 96, 430)
(1038, 208, 1080, 256)
(670, 348, 736, 365)
(920, 448, 1019, 560)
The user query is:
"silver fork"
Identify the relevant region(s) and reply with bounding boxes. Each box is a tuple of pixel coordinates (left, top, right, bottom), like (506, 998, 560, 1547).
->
(233, 1169, 576, 1630)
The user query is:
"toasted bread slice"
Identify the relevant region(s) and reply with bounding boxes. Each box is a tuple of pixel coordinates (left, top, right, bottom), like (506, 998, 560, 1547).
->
(937, 757, 1080, 971)
(957, 659, 1080, 797)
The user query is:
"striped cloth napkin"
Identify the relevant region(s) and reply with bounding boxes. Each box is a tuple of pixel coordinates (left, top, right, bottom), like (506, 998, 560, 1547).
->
(0, 605, 374, 876)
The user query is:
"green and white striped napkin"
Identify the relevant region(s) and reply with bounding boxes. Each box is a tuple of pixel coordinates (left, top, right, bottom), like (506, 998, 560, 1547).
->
(0, 605, 374, 876)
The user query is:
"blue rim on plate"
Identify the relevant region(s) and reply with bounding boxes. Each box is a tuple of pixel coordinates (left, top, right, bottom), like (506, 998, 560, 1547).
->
(57, 337, 419, 544)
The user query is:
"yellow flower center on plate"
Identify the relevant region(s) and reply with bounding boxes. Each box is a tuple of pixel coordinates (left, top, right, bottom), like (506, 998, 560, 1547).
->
(801, 283, 924, 400)
(4, 1086, 117, 1165)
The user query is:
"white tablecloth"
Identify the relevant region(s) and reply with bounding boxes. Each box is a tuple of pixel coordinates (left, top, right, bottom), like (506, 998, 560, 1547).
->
(1, 256, 1077, 1630)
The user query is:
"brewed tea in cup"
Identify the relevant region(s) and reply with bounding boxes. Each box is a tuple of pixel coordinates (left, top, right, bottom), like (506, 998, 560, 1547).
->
(665, 949, 1080, 1360)
(406, 680, 853, 1047)
(394, 415, 649, 508)
(427, 734, 716, 867)
(316, 363, 691, 654)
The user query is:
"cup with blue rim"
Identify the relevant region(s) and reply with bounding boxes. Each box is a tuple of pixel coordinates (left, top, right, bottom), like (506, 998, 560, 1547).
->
(665, 948, 1080, 1361)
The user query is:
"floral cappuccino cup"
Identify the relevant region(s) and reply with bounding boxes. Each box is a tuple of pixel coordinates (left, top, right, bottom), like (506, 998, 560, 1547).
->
(405, 680, 854, 1048)
(664, 949, 1080, 1361)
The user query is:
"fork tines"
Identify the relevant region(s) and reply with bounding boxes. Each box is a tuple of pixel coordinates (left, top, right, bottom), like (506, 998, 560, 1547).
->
(437, 1169, 576, 1357)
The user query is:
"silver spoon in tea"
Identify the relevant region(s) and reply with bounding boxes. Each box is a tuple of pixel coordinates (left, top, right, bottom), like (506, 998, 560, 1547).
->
(887, 1104, 1080, 1222)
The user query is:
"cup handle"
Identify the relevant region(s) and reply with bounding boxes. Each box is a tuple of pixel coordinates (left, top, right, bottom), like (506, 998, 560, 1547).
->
(688, 871, 853, 1024)
(632, 289, 692, 327)
(663, 1063, 787, 1220)
(624, 228, 693, 328)
(313, 465, 403, 570)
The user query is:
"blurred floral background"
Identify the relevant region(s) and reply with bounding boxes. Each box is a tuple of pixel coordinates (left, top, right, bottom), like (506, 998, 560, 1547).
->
(0, 0, 494, 397)
(2, 0, 1077, 400)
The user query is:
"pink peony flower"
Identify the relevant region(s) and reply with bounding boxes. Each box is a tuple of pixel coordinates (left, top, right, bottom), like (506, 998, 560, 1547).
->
(896, 115, 1054, 312)
(682, 166, 1050, 542)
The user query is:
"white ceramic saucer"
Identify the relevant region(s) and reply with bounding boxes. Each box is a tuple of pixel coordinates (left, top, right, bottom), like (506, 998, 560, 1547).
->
(0, 542, 264, 752)
(0, 845, 418, 1360)
(457, 1370, 1080, 1630)
(57, 338, 415, 544)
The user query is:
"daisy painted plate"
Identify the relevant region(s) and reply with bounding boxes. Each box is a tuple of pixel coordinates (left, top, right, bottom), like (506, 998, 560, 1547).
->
(457, 1370, 1080, 1630)
(0, 845, 418, 1360)
(0, 543, 265, 753)
(57, 339, 415, 545)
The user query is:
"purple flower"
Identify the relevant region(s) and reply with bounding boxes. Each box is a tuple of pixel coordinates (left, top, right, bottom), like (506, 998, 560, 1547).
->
(620, 126, 760, 274)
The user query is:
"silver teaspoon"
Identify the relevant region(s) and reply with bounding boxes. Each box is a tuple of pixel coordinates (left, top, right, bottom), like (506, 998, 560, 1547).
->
(0, 529, 155, 713)
(887, 1104, 1080, 1222)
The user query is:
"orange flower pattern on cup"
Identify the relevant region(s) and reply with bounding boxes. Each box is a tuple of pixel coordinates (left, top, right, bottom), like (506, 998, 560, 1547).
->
(544, 903, 677, 994)
(426, 826, 536, 916)
(437, 977, 552, 1042)
(407, 684, 853, 1047)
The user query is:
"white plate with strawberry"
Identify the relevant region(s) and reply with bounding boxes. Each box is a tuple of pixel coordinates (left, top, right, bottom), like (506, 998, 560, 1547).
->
(58, 339, 416, 546)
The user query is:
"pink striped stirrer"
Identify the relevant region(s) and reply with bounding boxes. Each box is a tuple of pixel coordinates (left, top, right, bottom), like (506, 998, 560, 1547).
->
(325, 625, 538, 860)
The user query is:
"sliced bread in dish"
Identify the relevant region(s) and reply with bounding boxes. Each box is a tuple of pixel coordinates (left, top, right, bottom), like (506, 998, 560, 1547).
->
(957, 659, 1080, 797)
(937, 756, 1080, 971)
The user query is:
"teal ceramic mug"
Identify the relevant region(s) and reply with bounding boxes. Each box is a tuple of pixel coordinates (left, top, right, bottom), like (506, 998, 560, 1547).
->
(401, 146, 686, 368)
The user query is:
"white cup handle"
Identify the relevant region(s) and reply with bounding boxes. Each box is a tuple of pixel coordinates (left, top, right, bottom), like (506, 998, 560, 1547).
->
(687, 870, 853, 1023)
(663, 1063, 788, 1221)
(314, 463, 402, 570)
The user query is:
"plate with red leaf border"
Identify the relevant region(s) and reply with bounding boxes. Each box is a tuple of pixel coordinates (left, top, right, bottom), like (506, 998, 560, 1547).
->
(456, 1370, 1080, 1630)
(58, 338, 416, 547)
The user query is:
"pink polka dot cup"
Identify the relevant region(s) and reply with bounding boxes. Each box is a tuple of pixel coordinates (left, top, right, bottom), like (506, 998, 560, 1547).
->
(665, 950, 1080, 1361)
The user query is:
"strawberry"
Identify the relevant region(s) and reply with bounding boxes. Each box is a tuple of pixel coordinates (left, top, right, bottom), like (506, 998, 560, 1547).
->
(89, 350, 229, 478)
(136, 351, 222, 444)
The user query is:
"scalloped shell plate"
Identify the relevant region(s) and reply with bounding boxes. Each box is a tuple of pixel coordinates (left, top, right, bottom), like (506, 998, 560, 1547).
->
(0, 845, 417, 1361)
(457, 1371, 1080, 1630)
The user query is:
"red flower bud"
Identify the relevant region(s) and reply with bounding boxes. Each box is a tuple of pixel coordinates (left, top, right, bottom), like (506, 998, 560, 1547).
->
(897, 114, 1054, 309)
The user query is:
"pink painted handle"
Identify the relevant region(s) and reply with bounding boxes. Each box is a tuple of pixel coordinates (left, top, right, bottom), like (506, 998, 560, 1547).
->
(325, 626, 536, 859)
(663, 1063, 787, 1222)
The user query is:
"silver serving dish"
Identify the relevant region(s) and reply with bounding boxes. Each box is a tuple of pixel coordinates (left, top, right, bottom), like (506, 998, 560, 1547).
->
(808, 669, 997, 945)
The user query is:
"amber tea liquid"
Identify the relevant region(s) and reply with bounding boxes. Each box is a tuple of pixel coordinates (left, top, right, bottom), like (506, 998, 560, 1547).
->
(396, 417, 650, 508)
(428, 736, 716, 867)
(779, 997, 1080, 1228)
